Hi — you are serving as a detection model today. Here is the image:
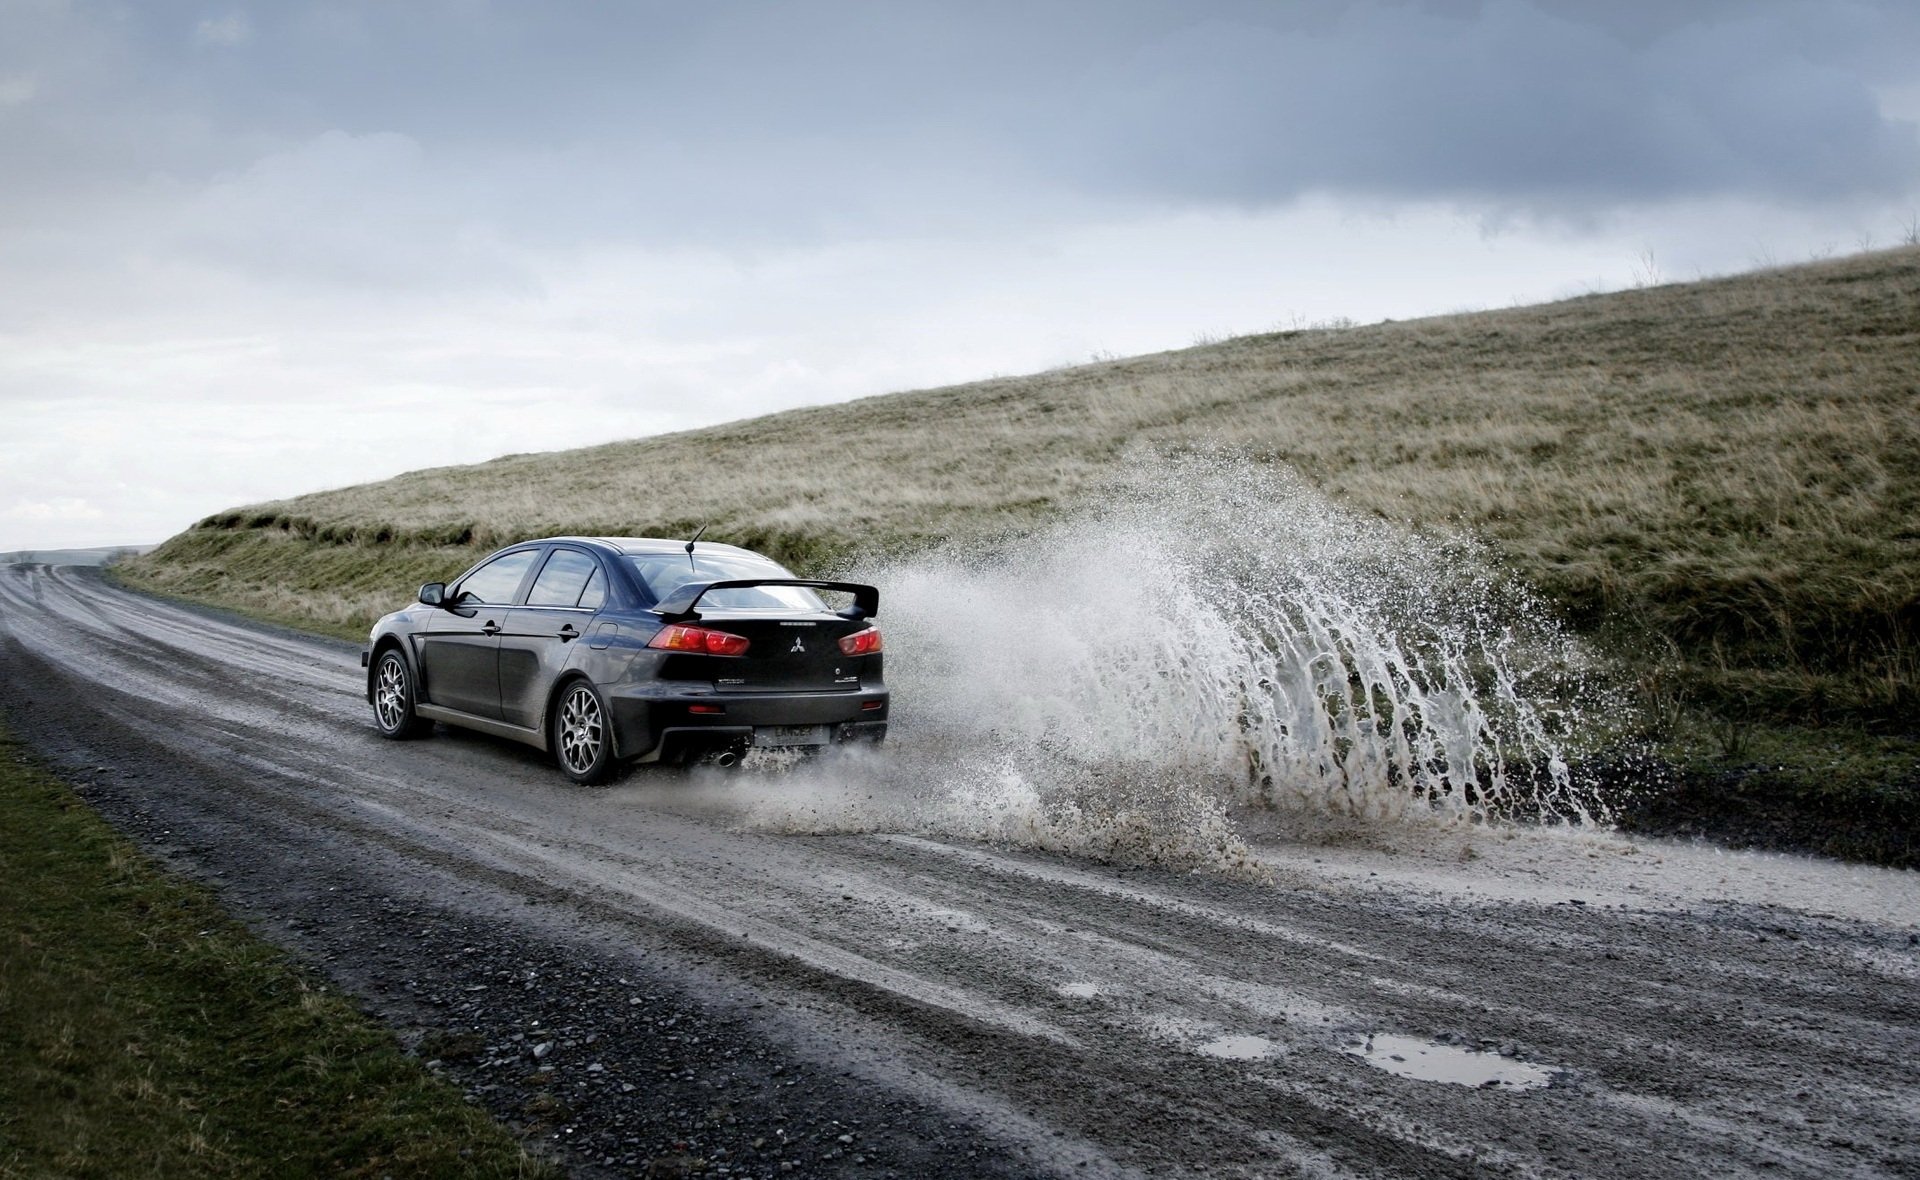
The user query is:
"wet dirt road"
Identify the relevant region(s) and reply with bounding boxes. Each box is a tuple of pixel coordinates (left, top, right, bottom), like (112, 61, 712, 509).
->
(3, 562, 1916, 1178)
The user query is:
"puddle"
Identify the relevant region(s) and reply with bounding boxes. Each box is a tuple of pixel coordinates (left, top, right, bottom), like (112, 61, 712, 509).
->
(1057, 982, 1102, 999)
(1197, 1034, 1280, 1060)
(1346, 1034, 1554, 1090)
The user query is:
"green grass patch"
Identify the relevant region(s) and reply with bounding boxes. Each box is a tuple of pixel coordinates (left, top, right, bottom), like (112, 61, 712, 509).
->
(1618, 722, 1920, 867)
(105, 554, 377, 646)
(0, 723, 555, 1179)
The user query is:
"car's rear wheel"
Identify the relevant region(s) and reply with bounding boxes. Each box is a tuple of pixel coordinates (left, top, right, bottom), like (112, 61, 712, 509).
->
(552, 680, 614, 784)
(372, 648, 432, 739)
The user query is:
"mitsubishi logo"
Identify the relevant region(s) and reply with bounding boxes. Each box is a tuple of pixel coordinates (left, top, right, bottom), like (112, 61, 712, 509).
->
(790, 636, 806, 654)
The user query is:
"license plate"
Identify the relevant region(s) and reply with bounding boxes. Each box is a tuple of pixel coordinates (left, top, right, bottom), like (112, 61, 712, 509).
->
(752, 724, 831, 747)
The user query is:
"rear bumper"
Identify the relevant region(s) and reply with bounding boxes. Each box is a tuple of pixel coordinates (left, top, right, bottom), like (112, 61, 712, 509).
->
(652, 720, 887, 763)
(606, 685, 888, 763)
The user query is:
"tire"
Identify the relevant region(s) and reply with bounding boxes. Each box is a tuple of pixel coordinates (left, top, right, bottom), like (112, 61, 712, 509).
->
(552, 679, 615, 785)
(371, 648, 432, 739)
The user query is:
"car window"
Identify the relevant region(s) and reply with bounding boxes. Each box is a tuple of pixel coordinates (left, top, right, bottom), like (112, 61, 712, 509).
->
(527, 549, 601, 608)
(625, 553, 827, 612)
(578, 566, 605, 611)
(456, 549, 538, 605)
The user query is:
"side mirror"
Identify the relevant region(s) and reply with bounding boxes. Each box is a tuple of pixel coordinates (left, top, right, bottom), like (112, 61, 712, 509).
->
(418, 582, 446, 607)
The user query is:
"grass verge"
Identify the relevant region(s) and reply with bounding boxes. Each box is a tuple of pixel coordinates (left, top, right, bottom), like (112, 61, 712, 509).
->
(1612, 723, 1920, 868)
(0, 721, 555, 1179)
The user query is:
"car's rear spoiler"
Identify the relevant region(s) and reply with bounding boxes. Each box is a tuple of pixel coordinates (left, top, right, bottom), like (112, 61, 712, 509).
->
(651, 579, 879, 623)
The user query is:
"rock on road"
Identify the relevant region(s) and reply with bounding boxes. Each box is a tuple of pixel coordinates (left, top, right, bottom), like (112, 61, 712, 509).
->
(2, 562, 1917, 1178)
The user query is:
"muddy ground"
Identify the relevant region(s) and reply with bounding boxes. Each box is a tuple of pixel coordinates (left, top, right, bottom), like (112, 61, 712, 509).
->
(2, 563, 1916, 1179)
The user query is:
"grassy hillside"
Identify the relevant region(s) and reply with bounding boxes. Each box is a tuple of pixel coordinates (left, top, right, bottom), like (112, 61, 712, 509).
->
(120, 249, 1919, 856)
(127, 248, 1919, 726)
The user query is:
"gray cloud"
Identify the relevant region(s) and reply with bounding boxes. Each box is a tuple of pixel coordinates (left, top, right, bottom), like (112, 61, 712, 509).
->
(1039, 1, 1920, 207)
(6, 0, 1915, 256)
(4, 0, 1920, 550)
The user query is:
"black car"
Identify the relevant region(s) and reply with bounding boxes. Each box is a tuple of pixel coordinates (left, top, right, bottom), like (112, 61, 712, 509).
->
(362, 537, 886, 782)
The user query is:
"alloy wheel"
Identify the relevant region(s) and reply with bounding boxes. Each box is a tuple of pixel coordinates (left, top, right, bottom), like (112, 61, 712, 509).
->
(557, 683, 604, 776)
(375, 653, 409, 732)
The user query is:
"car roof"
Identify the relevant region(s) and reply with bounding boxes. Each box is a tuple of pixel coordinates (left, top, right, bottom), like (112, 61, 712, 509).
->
(537, 536, 772, 559)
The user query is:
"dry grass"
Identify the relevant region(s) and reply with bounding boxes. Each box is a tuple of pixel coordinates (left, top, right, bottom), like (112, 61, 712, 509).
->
(125, 247, 1920, 724)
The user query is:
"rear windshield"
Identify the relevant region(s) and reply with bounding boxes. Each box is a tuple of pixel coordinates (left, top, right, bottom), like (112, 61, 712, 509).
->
(624, 553, 828, 613)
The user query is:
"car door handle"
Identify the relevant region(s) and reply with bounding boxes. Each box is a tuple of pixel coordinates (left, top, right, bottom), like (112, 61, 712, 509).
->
(481, 620, 501, 636)
(557, 624, 579, 642)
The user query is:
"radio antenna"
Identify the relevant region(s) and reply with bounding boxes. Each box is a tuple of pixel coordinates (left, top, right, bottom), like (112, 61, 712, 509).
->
(684, 524, 708, 571)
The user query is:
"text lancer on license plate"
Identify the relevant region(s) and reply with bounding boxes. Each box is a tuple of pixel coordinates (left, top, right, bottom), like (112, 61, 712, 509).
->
(752, 724, 831, 747)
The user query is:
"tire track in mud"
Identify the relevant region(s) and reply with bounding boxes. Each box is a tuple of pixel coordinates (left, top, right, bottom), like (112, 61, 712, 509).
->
(3, 563, 1918, 1178)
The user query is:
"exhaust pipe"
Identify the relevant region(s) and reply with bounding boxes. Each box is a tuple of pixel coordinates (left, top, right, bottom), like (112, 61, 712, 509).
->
(713, 750, 739, 768)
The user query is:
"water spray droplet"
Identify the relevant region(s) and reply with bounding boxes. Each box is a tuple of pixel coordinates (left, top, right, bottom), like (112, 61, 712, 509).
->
(736, 454, 1615, 874)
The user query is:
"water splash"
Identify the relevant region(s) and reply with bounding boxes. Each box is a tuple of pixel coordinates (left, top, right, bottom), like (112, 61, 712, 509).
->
(725, 453, 1611, 872)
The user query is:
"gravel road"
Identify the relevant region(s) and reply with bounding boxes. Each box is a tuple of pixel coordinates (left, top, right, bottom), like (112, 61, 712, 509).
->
(3, 562, 1917, 1179)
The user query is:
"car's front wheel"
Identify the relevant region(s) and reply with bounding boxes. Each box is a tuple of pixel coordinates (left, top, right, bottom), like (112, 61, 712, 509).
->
(372, 648, 432, 739)
(552, 679, 615, 784)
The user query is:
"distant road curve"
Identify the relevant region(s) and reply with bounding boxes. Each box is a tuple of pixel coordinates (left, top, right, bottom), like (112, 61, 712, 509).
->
(2, 561, 1916, 1179)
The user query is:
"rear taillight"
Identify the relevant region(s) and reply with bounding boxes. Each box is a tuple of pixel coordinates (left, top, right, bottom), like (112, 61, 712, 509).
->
(648, 624, 750, 656)
(837, 627, 882, 656)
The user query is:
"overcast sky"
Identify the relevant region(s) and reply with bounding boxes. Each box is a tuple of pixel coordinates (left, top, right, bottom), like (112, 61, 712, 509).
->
(4, 0, 1918, 551)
